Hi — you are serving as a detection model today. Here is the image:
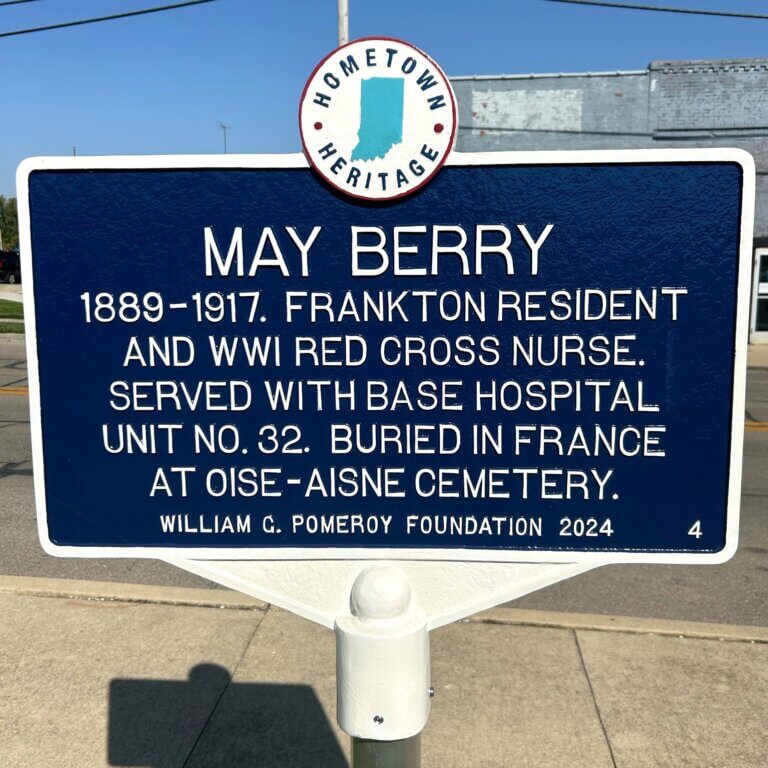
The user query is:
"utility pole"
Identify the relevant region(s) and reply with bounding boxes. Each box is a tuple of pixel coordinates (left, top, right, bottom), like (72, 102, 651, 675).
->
(72, 146, 77, 156)
(338, 0, 348, 45)
(218, 123, 232, 154)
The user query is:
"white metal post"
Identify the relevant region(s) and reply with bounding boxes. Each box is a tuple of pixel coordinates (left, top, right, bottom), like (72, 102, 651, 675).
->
(336, 564, 430, 767)
(338, 0, 349, 46)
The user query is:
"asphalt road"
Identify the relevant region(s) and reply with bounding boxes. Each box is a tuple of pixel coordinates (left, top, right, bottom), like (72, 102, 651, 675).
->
(1, 336, 767, 625)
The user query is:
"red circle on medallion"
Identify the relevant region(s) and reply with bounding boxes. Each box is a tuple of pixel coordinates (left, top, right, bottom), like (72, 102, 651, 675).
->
(314, 121, 323, 130)
(434, 123, 444, 133)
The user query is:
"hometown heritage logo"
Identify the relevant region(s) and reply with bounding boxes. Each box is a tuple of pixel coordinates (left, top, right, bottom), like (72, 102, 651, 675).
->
(300, 37, 457, 202)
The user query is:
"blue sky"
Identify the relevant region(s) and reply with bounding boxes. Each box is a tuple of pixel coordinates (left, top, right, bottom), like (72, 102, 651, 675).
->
(2, 0, 767, 195)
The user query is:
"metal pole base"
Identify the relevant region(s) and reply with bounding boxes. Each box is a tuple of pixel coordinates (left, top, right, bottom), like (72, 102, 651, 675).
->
(351, 734, 421, 768)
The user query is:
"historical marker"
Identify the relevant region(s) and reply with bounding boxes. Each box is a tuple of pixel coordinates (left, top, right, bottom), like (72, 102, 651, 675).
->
(17, 148, 752, 563)
(18, 39, 753, 565)
(16, 39, 757, 768)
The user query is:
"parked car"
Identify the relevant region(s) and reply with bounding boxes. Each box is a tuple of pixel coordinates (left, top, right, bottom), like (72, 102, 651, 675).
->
(0, 250, 20, 284)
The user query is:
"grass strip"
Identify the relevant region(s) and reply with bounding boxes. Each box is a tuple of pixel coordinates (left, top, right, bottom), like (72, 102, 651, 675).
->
(0, 299, 23, 320)
(0, 321, 24, 334)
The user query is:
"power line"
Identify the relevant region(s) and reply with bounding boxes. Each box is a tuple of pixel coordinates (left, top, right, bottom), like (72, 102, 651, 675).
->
(544, 0, 768, 20)
(0, 0, 218, 39)
(0, 1, 49, 7)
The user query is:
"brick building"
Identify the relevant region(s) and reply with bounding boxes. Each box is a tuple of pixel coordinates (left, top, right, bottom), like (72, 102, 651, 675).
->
(451, 58, 768, 341)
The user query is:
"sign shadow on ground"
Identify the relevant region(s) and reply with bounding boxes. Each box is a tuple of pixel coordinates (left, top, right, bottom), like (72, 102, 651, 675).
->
(108, 663, 347, 767)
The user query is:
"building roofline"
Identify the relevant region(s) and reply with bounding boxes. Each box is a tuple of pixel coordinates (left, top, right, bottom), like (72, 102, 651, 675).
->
(451, 57, 768, 82)
(450, 70, 647, 82)
(651, 58, 768, 73)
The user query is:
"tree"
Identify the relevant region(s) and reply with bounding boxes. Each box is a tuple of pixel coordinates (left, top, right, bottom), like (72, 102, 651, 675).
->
(0, 196, 19, 251)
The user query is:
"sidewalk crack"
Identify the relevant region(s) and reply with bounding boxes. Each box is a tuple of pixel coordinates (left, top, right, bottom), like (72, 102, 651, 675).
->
(179, 603, 272, 768)
(573, 629, 618, 768)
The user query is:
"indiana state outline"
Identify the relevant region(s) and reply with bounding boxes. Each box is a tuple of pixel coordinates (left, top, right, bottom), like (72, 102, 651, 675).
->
(351, 77, 405, 162)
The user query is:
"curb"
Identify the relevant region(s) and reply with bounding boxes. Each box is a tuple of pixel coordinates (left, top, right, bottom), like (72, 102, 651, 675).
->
(0, 574, 267, 611)
(1, 574, 767, 643)
(468, 606, 768, 644)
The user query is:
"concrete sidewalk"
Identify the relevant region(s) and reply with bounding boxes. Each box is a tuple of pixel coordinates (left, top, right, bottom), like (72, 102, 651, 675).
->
(0, 286, 23, 303)
(0, 577, 766, 767)
(749, 344, 768, 368)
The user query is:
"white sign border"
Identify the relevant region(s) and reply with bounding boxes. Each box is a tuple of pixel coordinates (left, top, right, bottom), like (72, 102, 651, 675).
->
(17, 148, 754, 564)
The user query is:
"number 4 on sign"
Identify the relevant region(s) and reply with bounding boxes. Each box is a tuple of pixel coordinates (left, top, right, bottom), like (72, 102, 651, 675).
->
(688, 520, 703, 539)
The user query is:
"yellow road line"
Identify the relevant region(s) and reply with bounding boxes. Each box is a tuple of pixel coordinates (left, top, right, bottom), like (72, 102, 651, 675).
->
(0, 387, 28, 396)
(746, 422, 768, 431)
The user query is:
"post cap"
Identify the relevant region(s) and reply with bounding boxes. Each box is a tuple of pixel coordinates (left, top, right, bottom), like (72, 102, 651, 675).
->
(350, 564, 411, 620)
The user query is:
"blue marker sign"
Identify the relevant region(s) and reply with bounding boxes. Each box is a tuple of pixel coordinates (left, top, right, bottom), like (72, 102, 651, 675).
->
(17, 150, 753, 563)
